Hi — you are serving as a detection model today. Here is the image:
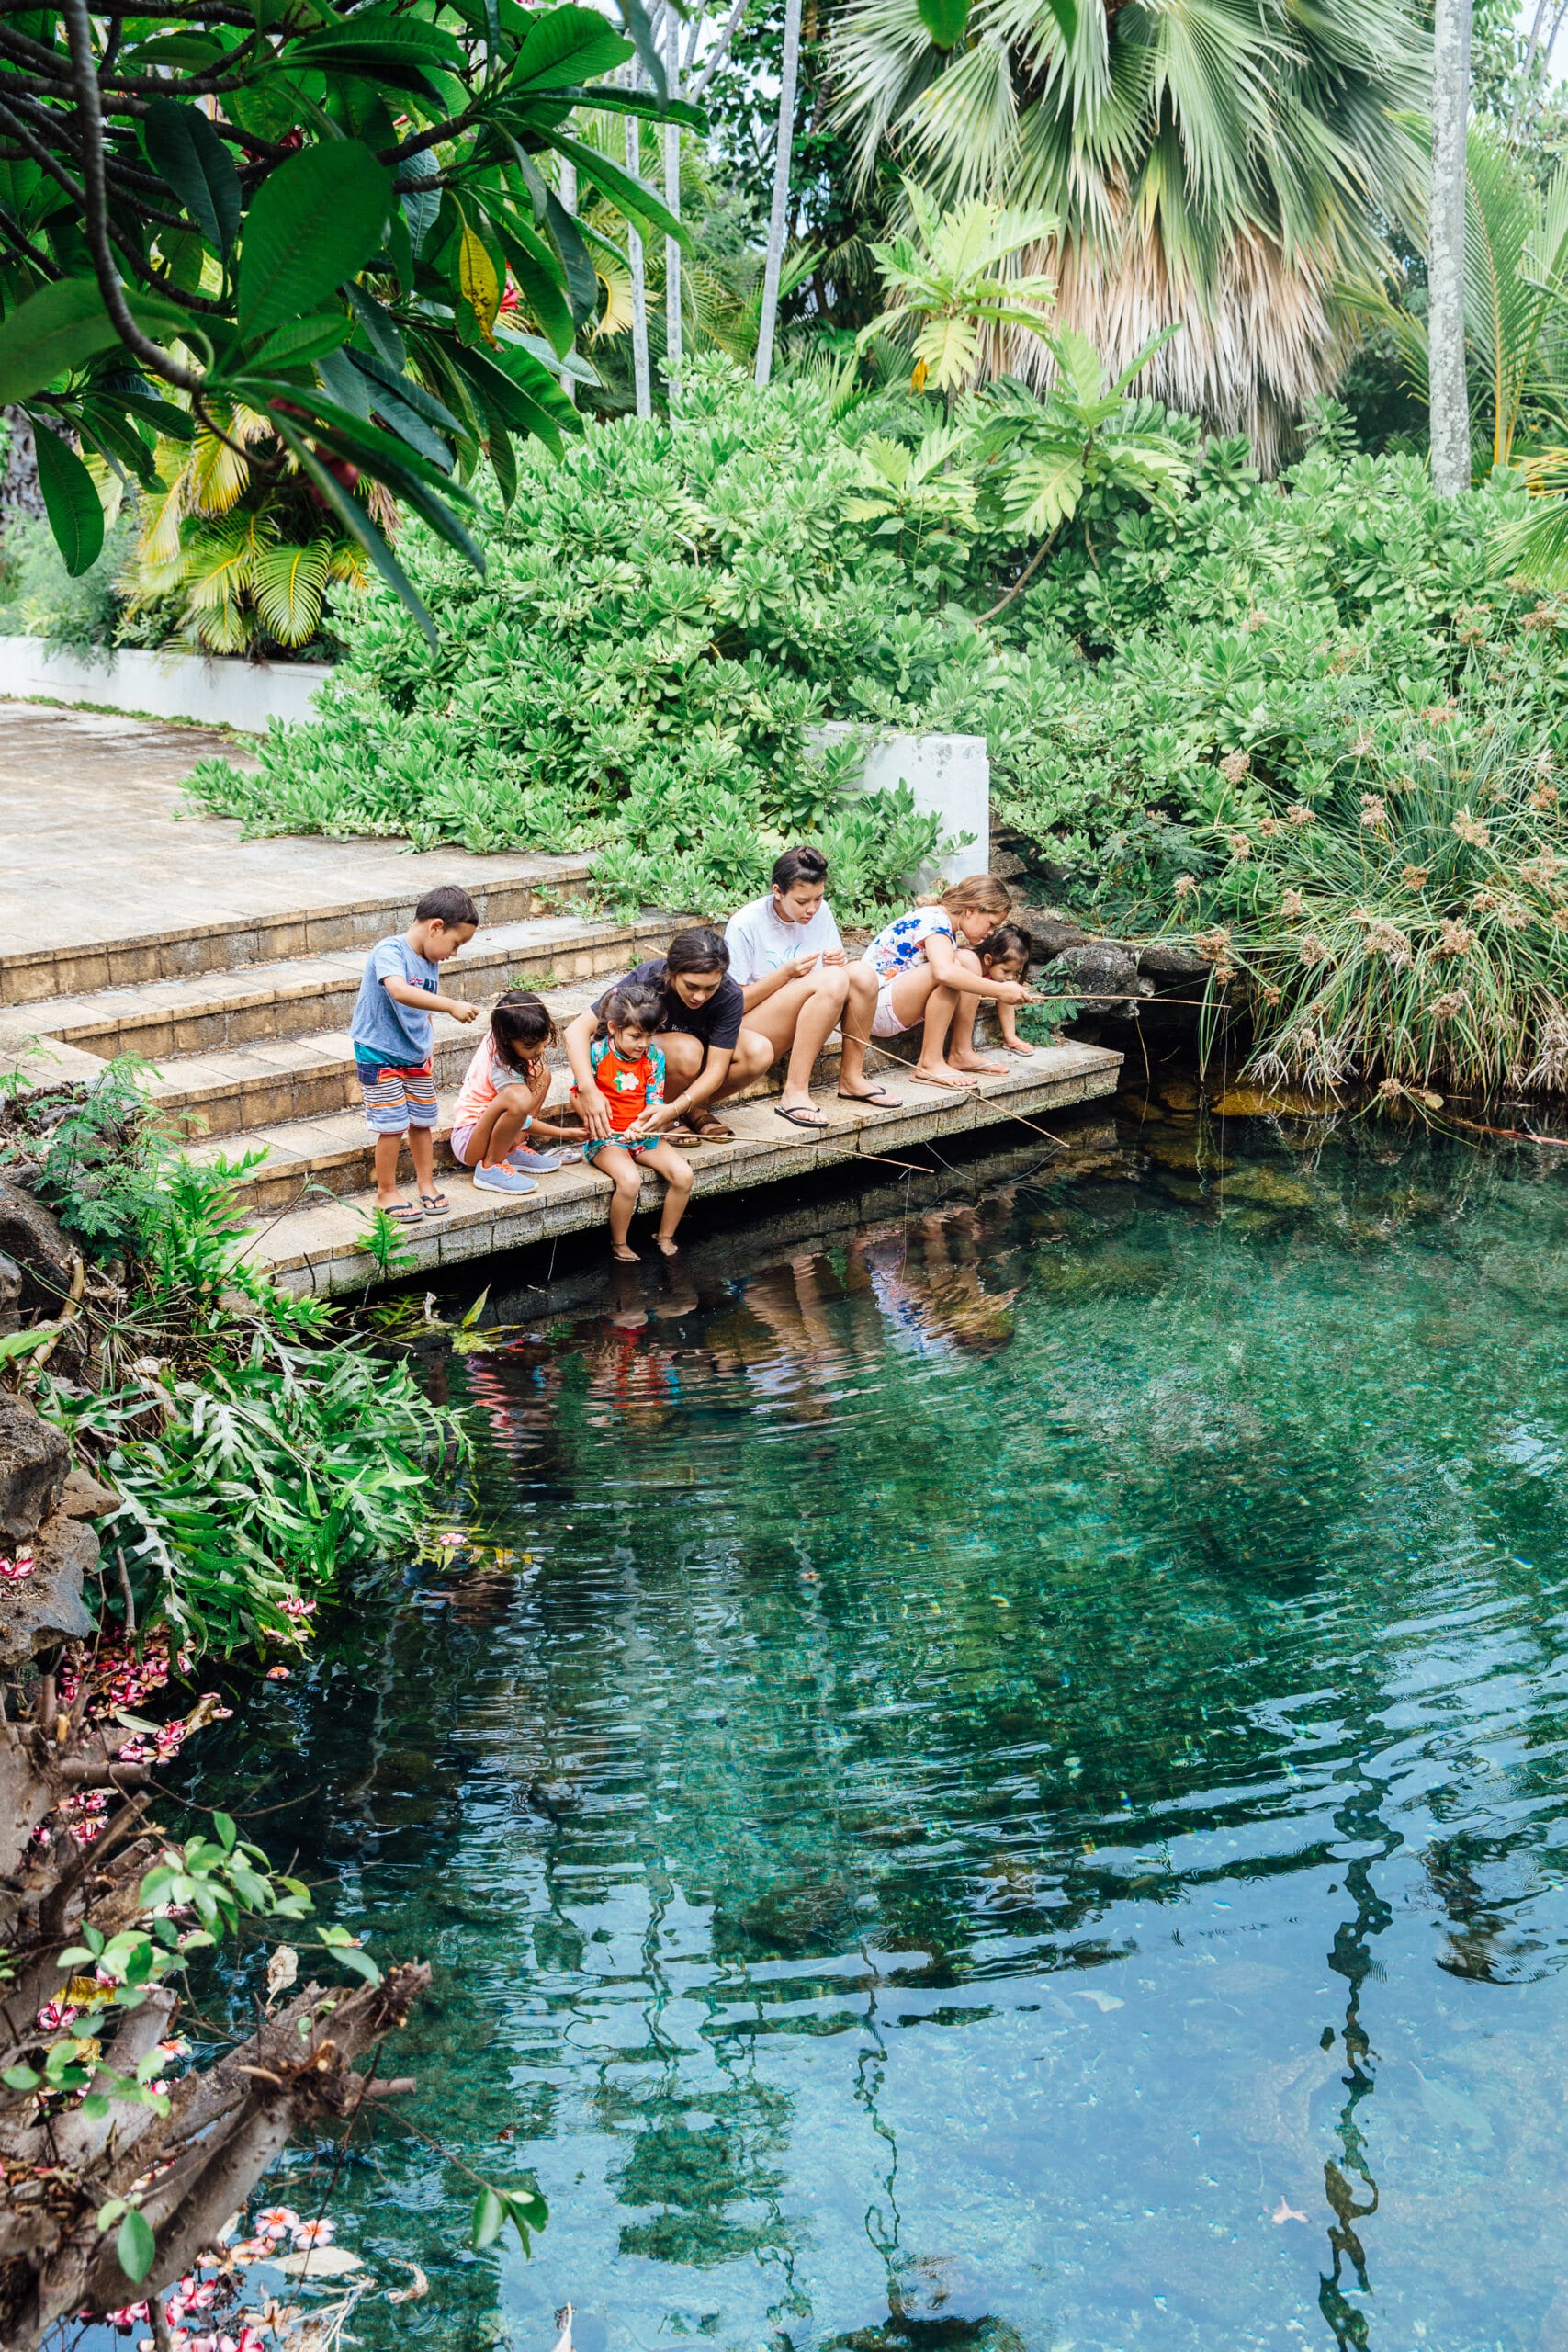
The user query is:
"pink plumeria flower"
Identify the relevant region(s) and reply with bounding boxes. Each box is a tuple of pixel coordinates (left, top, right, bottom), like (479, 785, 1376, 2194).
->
(255, 2208, 300, 2240)
(290, 2219, 334, 2249)
(265, 1667, 290, 1680)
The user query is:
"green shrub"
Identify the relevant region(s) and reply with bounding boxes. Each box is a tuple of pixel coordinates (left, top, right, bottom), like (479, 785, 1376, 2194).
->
(0, 510, 134, 657)
(6, 1078, 460, 1657)
(926, 428, 1563, 913)
(182, 359, 1022, 916)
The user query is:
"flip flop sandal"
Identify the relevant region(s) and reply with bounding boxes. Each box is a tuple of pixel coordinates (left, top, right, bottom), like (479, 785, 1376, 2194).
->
(383, 1202, 423, 1225)
(419, 1192, 451, 1216)
(775, 1105, 831, 1130)
(840, 1087, 903, 1108)
(688, 1113, 734, 1140)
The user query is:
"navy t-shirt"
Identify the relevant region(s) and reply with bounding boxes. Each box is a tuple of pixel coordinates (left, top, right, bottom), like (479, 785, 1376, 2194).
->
(592, 958, 744, 1052)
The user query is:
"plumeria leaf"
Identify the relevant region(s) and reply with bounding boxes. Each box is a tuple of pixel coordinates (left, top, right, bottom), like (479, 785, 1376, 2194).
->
(471, 2188, 506, 2250)
(117, 2207, 156, 2286)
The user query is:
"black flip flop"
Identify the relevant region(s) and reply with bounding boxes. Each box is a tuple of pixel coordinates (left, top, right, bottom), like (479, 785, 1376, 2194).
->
(776, 1105, 831, 1130)
(839, 1087, 903, 1109)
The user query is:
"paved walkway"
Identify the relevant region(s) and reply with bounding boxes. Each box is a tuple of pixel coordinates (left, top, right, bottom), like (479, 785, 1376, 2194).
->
(0, 702, 578, 963)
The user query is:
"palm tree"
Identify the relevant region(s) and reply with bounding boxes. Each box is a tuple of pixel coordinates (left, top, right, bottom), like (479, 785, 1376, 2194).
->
(1356, 125, 1568, 471)
(623, 69, 653, 417)
(663, 1, 683, 367)
(1430, 0, 1474, 491)
(830, 0, 1429, 467)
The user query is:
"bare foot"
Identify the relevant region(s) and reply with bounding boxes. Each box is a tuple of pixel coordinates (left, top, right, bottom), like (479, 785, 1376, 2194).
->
(611, 1243, 639, 1262)
(948, 1054, 1009, 1075)
(909, 1060, 978, 1090)
(654, 1235, 681, 1257)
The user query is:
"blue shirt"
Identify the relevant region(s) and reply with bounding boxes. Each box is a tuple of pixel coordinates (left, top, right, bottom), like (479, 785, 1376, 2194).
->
(351, 935, 440, 1071)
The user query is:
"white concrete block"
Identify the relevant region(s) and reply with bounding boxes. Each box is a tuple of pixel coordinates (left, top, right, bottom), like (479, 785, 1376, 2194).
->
(0, 636, 333, 733)
(812, 723, 989, 885)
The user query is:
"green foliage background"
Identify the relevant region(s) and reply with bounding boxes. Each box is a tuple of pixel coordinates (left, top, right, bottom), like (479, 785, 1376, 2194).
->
(183, 368, 1568, 1092)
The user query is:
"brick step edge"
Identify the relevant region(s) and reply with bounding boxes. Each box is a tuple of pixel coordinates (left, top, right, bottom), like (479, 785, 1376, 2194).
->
(0, 859, 596, 1008)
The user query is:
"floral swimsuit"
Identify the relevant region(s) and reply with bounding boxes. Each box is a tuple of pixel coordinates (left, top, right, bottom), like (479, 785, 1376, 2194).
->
(582, 1035, 665, 1159)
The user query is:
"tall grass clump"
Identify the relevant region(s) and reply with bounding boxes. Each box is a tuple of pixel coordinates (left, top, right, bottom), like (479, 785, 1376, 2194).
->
(1171, 706, 1568, 1097)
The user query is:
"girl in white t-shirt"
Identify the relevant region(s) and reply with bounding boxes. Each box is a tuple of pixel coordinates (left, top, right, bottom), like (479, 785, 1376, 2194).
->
(724, 846, 894, 1128)
(840, 876, 1037, 1092)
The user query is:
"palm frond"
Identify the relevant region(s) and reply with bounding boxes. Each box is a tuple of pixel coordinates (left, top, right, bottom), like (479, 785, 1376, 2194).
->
(252, 540, 333, 647)
(830, 0, 1428, 458)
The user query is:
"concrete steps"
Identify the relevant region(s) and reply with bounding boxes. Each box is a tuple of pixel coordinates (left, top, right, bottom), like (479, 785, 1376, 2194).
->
(32, 913, 667, 1063)
(0, 853, 593, 1008)
(249, 1049, 1125, 1296)
(3, 843, 1125, 1293)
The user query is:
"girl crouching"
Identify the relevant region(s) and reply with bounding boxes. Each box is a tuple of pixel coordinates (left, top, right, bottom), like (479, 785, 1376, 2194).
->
(450, 990, 583, 1196)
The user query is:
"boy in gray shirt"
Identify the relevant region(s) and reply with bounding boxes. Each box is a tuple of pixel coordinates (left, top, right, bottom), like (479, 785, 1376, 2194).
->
(350, 884, 479, 1222)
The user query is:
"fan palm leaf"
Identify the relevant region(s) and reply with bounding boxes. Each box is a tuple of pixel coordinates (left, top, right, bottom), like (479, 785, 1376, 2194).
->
(832, 0, 1429, 462)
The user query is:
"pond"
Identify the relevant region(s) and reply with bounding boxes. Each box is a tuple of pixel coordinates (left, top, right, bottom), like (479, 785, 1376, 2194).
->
(198, 1087, 1568, 2352)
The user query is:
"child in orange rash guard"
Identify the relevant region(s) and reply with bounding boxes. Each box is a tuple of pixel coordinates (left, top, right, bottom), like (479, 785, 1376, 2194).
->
(574, 981, 694, 1262)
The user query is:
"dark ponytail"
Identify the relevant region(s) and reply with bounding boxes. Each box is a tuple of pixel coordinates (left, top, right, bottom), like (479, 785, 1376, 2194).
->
(594, 980, 666, 1044)
(491, 989, 555, 1077)
(663, 925, 729, 978)
(977, 924, 1032, 975)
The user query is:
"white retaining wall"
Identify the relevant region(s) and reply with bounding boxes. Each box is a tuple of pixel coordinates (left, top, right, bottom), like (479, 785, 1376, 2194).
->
(813, 722, 990, 882)
(0, 636, 332, 732)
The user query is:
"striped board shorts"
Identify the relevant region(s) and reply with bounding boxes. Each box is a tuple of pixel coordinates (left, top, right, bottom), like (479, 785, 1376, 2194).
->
(357, 1058, 438, 1135)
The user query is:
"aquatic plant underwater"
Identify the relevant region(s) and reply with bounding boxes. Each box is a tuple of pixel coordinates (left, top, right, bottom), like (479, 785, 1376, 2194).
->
(182, 1097, 1568, 2352)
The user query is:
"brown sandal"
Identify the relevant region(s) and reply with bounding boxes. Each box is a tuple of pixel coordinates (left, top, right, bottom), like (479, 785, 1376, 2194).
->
(683, 1109, 734, 1141)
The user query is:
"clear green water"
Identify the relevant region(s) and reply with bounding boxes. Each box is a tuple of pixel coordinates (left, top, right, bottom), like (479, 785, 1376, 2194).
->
(200, 1097, 1568, 2352)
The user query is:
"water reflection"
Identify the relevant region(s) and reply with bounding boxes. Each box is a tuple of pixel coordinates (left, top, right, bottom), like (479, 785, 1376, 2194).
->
(190, 1095, 1568, 2352)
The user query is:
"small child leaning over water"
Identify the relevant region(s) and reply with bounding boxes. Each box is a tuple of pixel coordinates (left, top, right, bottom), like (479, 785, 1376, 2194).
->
(574, 981, 694, 1261)
(971, 924, 1038, 1057)
(449, 990, 585, 1197)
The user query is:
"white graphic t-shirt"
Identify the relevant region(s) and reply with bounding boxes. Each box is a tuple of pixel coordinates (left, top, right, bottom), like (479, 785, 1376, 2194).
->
(725, 894, 843, 988)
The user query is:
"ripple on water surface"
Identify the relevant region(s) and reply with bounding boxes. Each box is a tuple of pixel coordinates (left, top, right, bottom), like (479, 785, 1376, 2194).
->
(200, 1108, 1568, 2352)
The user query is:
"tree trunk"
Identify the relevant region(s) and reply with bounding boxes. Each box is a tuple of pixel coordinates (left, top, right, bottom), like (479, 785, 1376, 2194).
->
(753, 0, 803, 388)
(2, 408, 44, 543)
(1429, 0, 1472, 496)
(625, 75, 652, 419)
(558, 155, 578, 409)
(663, 3, 682, 368)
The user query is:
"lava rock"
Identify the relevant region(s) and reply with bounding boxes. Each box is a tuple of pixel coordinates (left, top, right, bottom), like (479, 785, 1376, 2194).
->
(0, 1250, 19, 1337)
(1013, 907, 1092, 963)
(0, 1507, 97, 1668)
(0, 1180, 74, 1313)
(0, 1389, 68, 1544)
(1137, 941, 1210, 981)
(56, 1464, 118, 1520)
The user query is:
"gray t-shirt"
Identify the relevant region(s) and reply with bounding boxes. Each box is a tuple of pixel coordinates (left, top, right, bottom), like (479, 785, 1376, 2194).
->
(351, 935, 440, 1069)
